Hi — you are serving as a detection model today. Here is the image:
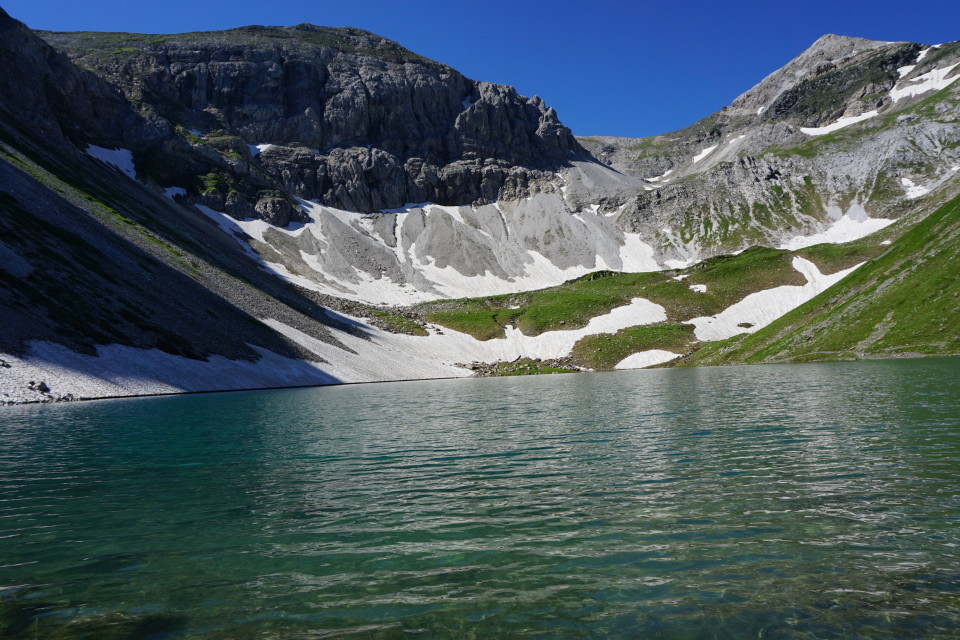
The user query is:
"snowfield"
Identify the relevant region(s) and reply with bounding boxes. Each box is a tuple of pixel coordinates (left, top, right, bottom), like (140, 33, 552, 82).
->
(889, 62, 959, 102)
(85, 145, 136, 179)
(778, 203, 894, 250)
(263, 296, 665, 382)
(800, 110, 878, 136)
(686, 257, 861, 341)
(0, 296, 669, 401)
(692, 145, 718, 163)
(614, 350, 681, 370)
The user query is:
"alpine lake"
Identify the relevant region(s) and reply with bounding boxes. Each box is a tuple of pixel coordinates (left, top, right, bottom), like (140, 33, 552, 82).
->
(2, 358, 960, 639)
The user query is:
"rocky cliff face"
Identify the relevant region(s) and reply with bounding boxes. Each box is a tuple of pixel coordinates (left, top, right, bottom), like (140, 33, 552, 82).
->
(39, 25, 584, 215)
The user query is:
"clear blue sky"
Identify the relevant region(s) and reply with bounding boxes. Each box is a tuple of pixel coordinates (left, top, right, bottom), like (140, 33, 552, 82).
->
(5, 0, 959, 137)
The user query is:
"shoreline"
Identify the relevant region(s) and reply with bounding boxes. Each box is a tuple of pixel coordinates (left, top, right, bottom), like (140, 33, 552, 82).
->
(5, 351, 959, 408)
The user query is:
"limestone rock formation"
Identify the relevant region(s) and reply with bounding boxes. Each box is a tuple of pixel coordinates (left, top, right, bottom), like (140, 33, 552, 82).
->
(39, 24, 586, 213)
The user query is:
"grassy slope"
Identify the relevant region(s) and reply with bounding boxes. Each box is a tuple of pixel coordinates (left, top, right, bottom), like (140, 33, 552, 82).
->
(414, 239, 884, 370)
(685, 191, 960, 366)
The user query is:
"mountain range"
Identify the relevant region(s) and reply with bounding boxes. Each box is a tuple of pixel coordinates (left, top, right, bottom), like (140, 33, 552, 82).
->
(1, 5, 958, 403)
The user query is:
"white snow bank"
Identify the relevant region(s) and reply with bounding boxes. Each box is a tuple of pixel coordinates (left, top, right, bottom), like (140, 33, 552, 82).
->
(664, 258, 695, 269)
(248, 143, 275, 156)
(0, 296, 663, 399)
(689, 284, 707, 293)
(85, 145, 136, 179)
(614, 350, 681, 370)
(264, 296, 667, 381)
(692, 145, 718, 163)
(897, 64, 916, 78)
(890, 63, 959, 102)
(778, 203, 894, 251)
(0, 340, 340, 403)
(900, 177, 931, 199)
(880, 240, 892, 245)
(647, 168, 675, 183)
(686, 257, 861, 342)
(800, 110, 878, 136)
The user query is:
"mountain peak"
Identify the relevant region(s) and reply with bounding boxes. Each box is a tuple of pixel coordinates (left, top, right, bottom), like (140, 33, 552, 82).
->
(728, 33, 907, 117)
(801, 33, 893, 58)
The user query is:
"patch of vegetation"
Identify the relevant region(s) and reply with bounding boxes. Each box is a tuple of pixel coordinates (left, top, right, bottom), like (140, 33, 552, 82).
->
(480, 358, 578, 376)
(797, 237, 885, 274)
(423, 305, 524, 341)
(417, 247, 806, 341)
(0, 144, 191, 268)
(571, 323, 696, 370)
(200, 171, 238, 196)
(363, 308, 428, 336)
(685, 191, 960, 365)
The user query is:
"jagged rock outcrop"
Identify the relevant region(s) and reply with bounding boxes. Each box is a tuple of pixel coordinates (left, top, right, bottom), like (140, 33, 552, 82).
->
(38, 25, 586, 213)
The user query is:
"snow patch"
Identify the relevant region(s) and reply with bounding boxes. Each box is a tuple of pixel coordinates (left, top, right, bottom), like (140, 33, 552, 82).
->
(686, 258, 861, 342)
(799, 110, 878, 136)
(692, 145, 719, 163)
(897, 64, 916, 78)
(248, 143, 275, 157)
(689, 284, 707, 293)
(163, 187, 186, 199)
(900, 177, 931, 199)
(0, 340, 340, 403)
(85, 145, 136, 179)
(265, 297, 667, 378)
(618, 233, 661, 273)
(778, 203, 894, 251)
(890, 63, 960, 102)
(880, 240, 892, 246)
(647, 168, 675, 183)
(664, 258, 695, 269)
(614, 350, 681, 370)
(672, 274, 689, 281)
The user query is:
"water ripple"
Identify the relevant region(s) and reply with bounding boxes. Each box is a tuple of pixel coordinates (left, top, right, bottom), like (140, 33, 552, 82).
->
(1, 359, 960, 638)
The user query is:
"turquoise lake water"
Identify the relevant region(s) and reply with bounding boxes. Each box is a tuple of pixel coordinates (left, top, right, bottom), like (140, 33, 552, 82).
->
(2, 358, 960, 638)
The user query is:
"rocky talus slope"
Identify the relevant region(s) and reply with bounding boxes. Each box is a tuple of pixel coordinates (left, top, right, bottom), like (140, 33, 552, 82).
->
(1, 4, 959, 403)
